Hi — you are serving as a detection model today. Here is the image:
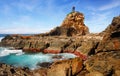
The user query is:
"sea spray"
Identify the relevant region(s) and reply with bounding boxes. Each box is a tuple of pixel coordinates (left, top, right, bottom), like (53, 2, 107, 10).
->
(0, 48, 23, 56)
(0, 37, 4, 42)
(0, 47, 76, 70)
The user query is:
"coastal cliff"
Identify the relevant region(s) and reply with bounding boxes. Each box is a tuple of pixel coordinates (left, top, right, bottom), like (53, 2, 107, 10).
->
(0, 9, 120, 76)
(0, 11, 92, 60)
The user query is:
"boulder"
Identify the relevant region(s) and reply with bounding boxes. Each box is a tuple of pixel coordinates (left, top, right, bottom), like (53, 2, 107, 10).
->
(47, 57, 83, 76)
(76, 40, 99, 56)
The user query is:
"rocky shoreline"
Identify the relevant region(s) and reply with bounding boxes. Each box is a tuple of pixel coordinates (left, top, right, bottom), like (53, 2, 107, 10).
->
(0, 10, 120, 76)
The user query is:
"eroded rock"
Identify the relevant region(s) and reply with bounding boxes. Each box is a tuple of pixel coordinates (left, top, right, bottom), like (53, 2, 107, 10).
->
(96, 16, 120, 53)
(85, 51, 120, 76)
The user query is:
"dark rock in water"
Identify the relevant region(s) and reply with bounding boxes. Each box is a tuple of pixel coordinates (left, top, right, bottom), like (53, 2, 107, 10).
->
(37, 62, 52, 68)
(52, 55, 63, 59)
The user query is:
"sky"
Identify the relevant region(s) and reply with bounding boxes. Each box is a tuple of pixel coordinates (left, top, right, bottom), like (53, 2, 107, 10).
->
(0, 0, 120, 34)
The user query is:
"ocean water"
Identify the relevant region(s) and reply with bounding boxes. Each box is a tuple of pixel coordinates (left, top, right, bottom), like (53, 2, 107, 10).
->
(0, 35, 76, 70)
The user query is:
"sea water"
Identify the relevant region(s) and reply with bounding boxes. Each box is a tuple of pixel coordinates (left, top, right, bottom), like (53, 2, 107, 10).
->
(0, 35, 76, 70)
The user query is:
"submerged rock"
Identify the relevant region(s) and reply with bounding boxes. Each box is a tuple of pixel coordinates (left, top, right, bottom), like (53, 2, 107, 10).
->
(52, 55, 63, 59)
(37, 62, 52, 68)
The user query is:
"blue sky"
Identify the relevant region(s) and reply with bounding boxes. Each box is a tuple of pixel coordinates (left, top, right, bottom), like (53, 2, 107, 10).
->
(0, 0, 120, 34)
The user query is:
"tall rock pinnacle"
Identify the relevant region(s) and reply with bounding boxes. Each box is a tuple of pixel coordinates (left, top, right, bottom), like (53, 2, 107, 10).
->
(46, 7, 89, 36)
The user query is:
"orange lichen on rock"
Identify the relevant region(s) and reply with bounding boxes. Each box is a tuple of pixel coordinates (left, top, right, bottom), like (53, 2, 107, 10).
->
(113, 40, 120, 50)
(43, 49, 61, 54)
(21, 36, 32, 39)
(74, 51, 87, 60)
(23, 48, 41, 53)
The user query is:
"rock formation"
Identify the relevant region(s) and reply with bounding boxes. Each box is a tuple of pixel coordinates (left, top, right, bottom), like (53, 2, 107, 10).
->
(45, 10, 89, 36)
(0, 57, 82, 76)
(0, 34, 102, 60)
(85, 51, 120, 76)
(83, 16, 120, 76)
(96, 16, 120, 53)
(0, 7, 120, 76)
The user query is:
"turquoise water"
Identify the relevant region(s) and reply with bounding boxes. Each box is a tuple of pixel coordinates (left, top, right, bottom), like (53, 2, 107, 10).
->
(0, 37, 76, 70)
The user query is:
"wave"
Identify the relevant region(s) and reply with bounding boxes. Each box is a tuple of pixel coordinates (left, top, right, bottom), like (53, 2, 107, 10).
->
(0, 47, 23, 57)
(0, 37, 4, 42)
(0, 47, 76, 70)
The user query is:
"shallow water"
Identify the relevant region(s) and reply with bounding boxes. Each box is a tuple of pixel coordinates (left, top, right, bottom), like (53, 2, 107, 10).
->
(0, 36, 76, 69)
(0, 47, 76, 70)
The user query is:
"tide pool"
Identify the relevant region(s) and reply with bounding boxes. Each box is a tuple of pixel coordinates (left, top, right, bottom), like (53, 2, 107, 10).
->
(0, 47, 76, 70)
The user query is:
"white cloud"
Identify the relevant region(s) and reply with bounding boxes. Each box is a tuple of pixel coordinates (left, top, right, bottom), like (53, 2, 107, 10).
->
(98, 0, 120, 11)
(85, 12, 112, 33)
(0, 27, 50, 34)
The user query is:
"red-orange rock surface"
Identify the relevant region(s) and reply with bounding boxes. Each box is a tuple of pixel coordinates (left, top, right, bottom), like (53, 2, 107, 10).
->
(47, 57, 83, 76)
(47, 11, 89, 36)
(61, 12, 89, 35)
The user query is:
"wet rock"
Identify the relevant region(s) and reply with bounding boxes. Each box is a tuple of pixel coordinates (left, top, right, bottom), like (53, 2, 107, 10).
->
(37, 62, 52, 68)
(52, 55, 63, 59)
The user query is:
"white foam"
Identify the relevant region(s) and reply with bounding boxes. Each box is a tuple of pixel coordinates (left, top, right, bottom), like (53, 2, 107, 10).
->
(0, 37, 4, 42)
(0, 47, 76, 70)
(0, 48, 23, 57)
(16, 52, 24, 56)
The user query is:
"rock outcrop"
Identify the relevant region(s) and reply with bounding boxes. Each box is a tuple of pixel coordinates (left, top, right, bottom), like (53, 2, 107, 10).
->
(47, 57, 82, 76)
(0, 57, 83, 76)
(83, 16, 120, 76)
(0, 63, 31, 76)
(43, 11, 89, 36)
(0, 34, 102, 60)
(96, 16, 120, 53)
(0, 9, 91, 58)
(85, 51, 120, 76)
(0, 7, 120, 76)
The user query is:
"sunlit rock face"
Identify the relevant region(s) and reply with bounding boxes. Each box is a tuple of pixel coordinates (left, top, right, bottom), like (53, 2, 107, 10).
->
(48, 11, 89, 36)
(96, 16, 120, 53)
(85, 51, 120, 76)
